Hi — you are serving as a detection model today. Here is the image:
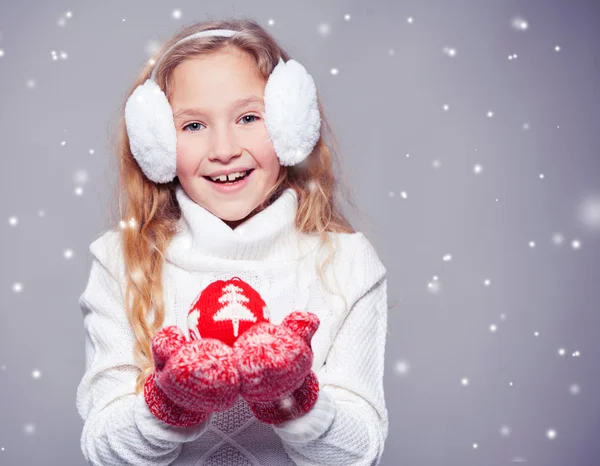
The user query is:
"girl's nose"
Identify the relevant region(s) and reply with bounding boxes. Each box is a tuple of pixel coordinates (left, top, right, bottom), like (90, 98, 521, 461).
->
(209, 124, 242, 161)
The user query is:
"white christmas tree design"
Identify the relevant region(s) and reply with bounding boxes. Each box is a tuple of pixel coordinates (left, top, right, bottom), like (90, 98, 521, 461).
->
(213, 283, 258, 336)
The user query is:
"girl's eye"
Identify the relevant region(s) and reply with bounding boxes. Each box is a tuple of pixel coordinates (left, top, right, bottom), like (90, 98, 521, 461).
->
(240, 114, 260, 124)
(182, 115, 260, 132)
(183, 122, 205, 132)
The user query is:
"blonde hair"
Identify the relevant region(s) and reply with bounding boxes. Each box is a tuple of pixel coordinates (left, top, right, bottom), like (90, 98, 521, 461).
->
(105, 19, 374, 396)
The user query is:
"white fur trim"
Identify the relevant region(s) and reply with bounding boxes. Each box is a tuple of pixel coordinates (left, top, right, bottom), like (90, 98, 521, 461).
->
(125, 79, 177, 183)
(263, 58, 321, 166)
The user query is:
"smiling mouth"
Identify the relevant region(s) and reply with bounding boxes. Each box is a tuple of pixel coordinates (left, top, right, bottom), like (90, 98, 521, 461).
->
(203, 169, 254, 184)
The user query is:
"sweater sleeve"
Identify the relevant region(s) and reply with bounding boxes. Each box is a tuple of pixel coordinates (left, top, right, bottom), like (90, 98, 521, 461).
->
(75, 233, 213, 466)
(272, 233, 389, 466)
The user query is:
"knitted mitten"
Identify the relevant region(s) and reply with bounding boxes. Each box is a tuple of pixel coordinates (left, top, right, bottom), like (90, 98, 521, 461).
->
(185, 276, 320, 426)
(144, 325, 241, 428)
(232, 311, 321, 425)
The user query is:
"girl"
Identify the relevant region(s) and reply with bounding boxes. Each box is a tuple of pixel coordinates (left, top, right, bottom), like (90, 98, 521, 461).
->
(76, 19, 388, 466)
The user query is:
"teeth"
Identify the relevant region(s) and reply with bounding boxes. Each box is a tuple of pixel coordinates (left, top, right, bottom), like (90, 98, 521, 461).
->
(210, 170, 248, 182)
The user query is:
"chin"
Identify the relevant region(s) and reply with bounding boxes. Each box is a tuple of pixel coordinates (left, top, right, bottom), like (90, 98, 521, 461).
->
(214, 205, 255, 224)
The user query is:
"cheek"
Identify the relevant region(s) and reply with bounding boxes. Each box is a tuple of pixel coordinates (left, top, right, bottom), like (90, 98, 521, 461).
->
(246, 128, 278, 167)
(176, 137, 201, 175)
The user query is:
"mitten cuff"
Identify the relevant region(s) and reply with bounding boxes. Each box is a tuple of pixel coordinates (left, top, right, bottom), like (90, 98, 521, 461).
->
(144, 372, 209, 428)
(272, 387, 336, 444)
(246, 371, 320, 426)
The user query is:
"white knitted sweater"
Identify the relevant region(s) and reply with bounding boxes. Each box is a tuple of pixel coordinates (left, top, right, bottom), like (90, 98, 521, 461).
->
(76, 184, 389, 466)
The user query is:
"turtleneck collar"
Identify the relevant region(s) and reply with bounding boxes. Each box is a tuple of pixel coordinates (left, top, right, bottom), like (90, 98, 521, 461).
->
(165, 184, 307, 269)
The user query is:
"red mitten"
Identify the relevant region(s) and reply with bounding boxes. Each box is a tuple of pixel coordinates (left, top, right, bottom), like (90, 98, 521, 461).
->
(143, 325, 241, 428)
(231, 311, 321, 425)
(185, 276, 320, 425)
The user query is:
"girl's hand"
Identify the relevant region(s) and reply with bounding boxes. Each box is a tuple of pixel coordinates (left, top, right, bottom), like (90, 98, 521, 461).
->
(146, 325, 241, 426)
(231, 311, 321, 424)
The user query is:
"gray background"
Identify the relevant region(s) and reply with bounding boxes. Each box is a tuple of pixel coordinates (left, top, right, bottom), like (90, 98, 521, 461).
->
(1, 0, 599, 465)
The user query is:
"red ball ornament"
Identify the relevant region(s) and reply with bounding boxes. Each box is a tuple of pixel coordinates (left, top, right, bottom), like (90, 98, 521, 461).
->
(187, 277, 270, 347)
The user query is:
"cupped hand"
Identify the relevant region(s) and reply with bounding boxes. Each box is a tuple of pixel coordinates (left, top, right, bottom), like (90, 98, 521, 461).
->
(152, 325, 241, 413)
(231, 311, 320, 403)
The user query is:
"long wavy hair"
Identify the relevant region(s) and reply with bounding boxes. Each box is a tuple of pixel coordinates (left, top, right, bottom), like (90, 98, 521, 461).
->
(104, 19, 374, 396)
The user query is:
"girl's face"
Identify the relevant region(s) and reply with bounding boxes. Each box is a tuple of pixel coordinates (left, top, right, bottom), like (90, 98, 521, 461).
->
(169, 46, 280, 229)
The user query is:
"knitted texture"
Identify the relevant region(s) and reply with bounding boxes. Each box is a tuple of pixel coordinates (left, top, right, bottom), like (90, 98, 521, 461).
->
(188, 276, 320, 425)
(246, 370, 320, 425)
(143, 372, 208, 428)
(76, 184, 389, 466)
(232, 310, 320, 424)
(187, 276, 270, 346)
(147, 325, 241, 425)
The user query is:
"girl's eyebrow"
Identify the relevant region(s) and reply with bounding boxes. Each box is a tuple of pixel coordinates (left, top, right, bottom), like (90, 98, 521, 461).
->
(173, 96, 263, 120)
